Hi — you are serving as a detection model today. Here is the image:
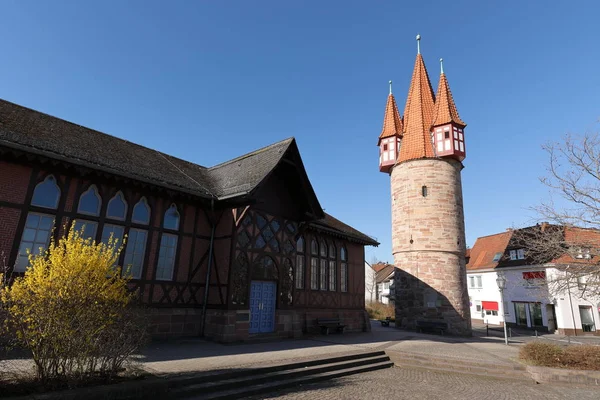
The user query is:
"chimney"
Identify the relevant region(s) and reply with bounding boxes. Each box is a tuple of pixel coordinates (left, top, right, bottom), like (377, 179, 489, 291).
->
(541, 222, 549, 232)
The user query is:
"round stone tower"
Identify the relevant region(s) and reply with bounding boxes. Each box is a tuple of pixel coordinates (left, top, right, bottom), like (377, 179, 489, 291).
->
(378, 37, 471, 335)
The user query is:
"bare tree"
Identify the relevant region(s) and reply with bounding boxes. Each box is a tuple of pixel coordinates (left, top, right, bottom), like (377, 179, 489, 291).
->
(513, 127, 600, 299)
(365, 263, 378, 304)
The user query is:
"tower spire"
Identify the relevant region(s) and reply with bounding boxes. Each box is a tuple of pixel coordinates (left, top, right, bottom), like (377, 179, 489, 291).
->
(398, 37, 436, 163)
(378, 82, 403, 145)
(432, 60, 466, 127)
(416, 34, 421, 54)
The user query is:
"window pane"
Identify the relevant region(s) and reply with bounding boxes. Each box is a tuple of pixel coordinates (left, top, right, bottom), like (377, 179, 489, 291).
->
(101, 224, 124, 245)
(123, 228, 147, 279)
(320, 242, 327, 257)
(311, 240, 318, 255)
(320, 259, 327, 290)
(295, 255, 304, 289)
(78, 186, 101, 216)
(296, 237, 304, 253)
(340, 247, 347, 261)
(341, 262, 348, 292)
(107, 192, 127, 220)
(311, 258, 318, 289)
(329, 260, 336, 291)
(164, 204, 180, 230)
(31, 176, 60, 209)
(329, 243, 336, 259)
(132, 197, 150, 224)
(156, 233, 177, 281)
(15, 213, 54, 272)
(73, 220, 98, 240)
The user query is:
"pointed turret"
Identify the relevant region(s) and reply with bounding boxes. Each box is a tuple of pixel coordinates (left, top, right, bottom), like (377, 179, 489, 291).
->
(398, 35, 436, 163)
(378, 80, 403, 173)
(431, 58, 467, 161)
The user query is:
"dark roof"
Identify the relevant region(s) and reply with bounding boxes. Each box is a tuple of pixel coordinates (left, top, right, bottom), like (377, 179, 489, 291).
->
(376, 264, 396, 283)
(0, 98, 377, 246)
(309, 213, 379, 246)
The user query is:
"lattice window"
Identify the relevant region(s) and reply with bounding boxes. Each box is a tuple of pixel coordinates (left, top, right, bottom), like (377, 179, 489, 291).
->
(328, 242, 336, 291)
(238, 230, 251, 248)
(310, 239, 318, 290)
(295, 236, 305, 289)
(319, 240, 327, 290)
(253, 255, 278, 280)
(286, 222, 297, 234)
(254, 213, 280, 252)
(31, 175, 60, 209)
(341, 246, 348, 292)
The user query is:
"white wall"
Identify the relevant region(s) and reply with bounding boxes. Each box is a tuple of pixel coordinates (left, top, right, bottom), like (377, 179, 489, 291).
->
(468, 266, 600, 334)
(364, 262, 376, 303)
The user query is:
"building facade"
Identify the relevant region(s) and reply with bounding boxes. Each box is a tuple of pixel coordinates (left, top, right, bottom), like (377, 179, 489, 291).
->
(467, 227, 600, 336)
(0, 99, 377, 342)
(377, 37, 471, 335)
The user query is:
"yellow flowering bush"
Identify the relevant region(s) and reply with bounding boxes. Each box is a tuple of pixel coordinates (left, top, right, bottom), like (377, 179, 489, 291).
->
(0, 223, 148, 383)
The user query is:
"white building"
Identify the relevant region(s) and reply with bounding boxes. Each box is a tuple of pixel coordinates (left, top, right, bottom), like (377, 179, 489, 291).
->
(467, 228, 600, 336)
(364, 261, 377, 303)
(376, 264, 396, 305)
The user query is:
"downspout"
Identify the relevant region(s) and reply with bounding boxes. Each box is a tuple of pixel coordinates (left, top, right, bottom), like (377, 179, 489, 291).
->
(200, 198, 216, 337)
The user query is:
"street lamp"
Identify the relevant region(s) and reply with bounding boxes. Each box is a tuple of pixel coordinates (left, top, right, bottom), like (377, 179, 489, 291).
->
(496, 272, 509, 345)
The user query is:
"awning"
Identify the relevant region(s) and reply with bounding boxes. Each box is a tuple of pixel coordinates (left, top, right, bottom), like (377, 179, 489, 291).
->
(482, 301, 499, 311)
(523, 271, 545, 280)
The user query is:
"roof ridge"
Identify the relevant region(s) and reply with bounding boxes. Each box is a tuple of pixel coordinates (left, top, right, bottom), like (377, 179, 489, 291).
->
(208, 137, 294, 170)
(0, 98, 209, 170)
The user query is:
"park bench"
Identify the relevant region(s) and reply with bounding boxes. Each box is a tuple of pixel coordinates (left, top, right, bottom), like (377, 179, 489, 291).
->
(317, 318, 346, 335)
(379, 316, 395, 327)
(415, 320, 447, 335)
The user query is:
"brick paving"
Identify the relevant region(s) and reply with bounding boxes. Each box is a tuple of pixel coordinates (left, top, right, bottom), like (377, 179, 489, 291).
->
(248, 366, 599, 400)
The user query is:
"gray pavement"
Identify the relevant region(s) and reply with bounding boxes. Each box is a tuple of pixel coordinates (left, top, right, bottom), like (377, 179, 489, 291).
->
(247, 366, 600, 400)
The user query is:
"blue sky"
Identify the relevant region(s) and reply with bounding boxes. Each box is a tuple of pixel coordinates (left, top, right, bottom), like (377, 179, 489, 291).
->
(1, 1, 599, 263)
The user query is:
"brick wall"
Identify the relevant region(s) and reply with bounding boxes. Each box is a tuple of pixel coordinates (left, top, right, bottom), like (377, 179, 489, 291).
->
(390, 158, 471, 335)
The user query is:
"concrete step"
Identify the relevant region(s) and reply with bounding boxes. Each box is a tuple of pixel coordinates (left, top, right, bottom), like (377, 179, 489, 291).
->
(387, 351, 530, 381)
(170, 351, 393, 399)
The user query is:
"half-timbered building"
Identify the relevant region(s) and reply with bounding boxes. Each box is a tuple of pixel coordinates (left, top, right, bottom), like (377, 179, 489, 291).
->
(0, 100, 377, 342)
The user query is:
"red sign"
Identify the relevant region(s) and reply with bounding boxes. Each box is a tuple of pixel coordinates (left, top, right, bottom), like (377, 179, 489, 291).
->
(523, 271, 545, 280)
(482, 301, 499, 311)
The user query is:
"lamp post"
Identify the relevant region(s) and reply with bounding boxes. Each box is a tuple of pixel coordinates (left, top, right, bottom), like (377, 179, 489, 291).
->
(496, 272, 509, 345)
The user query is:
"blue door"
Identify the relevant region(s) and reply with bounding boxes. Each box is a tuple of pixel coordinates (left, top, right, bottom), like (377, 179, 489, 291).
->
(249, 281, 276, 334)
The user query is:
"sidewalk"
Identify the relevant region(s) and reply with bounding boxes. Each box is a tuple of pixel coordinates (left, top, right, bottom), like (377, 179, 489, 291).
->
(138, 321, 522, 376)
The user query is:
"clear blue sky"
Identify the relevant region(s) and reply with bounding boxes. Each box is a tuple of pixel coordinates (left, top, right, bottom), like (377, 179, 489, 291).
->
(1, 1, 599, 263)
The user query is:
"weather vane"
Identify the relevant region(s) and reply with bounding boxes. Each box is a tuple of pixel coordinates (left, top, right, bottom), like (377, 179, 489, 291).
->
(416, 34, 421, 54)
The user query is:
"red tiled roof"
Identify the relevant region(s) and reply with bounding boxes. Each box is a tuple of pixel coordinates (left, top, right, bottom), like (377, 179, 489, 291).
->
(398, 54, 436, 163)
(371, 262, 391, 272)
(466, 231, 513, 271)
(552, 226, 600, 265)
(376, 264, 397, 283)
(378, 93, 403, 145)
(432, 73, 466, 127)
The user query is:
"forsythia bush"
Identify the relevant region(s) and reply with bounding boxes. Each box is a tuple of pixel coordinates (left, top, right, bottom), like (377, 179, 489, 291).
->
(0, 224, 148, 383)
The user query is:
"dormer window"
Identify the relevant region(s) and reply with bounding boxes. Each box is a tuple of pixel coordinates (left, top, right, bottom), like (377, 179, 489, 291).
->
(492, 252, 502, 262)
(510, 249, 525, 260)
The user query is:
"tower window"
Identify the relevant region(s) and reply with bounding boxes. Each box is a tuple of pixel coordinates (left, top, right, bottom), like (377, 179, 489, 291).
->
(445, 132, 450, 139)
(422, 186, 428, 197)
(383, 144, 388, 151)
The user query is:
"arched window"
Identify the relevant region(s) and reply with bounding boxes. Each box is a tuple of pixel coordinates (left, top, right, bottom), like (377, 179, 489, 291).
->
(253, 255, 278, 280)
(319, 240, 327, 290)
(107, 191, 127, 220)
(310, 239, 318, 290)
(78, 185, 101, 216)
(295, 236, 305, 289)
(132, 197, 150, 225)
(328, 242, 336, 291)
(163, 204, 180, 230)
(341, 246, 348, 292)
(31, 175, 60, 209)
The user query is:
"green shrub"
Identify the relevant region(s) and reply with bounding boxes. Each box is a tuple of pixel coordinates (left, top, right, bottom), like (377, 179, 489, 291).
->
(366, 302, 394, 320)
(520, 341, 600, 371)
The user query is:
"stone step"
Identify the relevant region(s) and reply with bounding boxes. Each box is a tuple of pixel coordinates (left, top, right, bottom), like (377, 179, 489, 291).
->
(187, 361, 394, 400)
(169, 351, 393, 399)
(387, 351, 530, 381)
(390, 351, 527, 371)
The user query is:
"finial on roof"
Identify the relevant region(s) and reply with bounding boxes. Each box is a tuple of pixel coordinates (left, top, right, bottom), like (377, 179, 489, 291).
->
(440, 58, 444, 74)
(389, 80, 393, 95)
(416, 34, 421, 54)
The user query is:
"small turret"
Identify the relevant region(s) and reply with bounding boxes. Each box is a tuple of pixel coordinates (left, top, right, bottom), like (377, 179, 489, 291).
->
(431, 58, 467, 161)
(378, 80, 403, 173)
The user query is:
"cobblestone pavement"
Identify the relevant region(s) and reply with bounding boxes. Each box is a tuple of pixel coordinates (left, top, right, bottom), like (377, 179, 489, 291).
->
(249, 367, 599, 400)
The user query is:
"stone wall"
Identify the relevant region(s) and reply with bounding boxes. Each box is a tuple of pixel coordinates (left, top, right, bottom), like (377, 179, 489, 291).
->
(390, 158, 471, 335)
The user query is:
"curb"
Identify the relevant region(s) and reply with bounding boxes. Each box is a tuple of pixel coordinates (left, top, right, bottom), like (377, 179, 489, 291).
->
(527, 365, 600, 386)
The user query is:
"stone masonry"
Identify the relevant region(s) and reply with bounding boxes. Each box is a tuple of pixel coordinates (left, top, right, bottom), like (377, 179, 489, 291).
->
(391, 158, 471, 335)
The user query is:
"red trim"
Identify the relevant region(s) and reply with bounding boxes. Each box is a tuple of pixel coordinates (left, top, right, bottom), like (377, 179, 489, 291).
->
(482, 301, 499, 311)
(523, 271, 545, 280)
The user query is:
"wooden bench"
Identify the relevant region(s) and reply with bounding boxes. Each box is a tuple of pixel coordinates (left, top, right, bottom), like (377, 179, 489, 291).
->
(317, 318, 346, 335)
(415, 320, 447, 335)
(380, 317, 395, 327)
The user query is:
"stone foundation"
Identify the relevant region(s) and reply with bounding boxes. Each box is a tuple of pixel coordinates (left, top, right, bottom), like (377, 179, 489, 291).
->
(149, 307, 370, 342)
(557, 328, 600, 336)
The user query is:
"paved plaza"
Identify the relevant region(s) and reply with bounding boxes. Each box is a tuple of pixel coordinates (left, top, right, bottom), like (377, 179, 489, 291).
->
(247, 366, 600, 400)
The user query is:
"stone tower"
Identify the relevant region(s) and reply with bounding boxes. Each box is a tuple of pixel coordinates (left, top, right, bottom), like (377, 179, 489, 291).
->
(378, 36, 471, 335)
